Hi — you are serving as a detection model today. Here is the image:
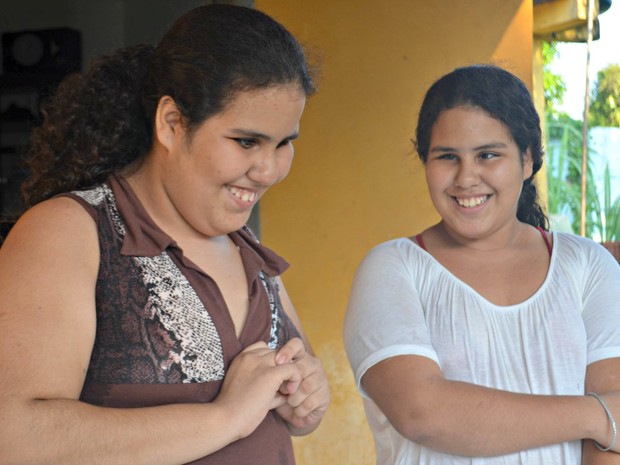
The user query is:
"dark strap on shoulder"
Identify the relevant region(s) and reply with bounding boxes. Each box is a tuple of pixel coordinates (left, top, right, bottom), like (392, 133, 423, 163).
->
(415, 234, 426, 251)
(537, 226, 553, 257)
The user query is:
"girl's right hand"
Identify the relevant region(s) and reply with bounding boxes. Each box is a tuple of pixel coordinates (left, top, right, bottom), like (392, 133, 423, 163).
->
(213, 341, 302, 439)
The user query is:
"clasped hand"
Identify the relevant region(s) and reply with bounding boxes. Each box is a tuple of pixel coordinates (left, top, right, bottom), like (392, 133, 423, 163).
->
(215, 337, 330, 439)
(273, 337, 330, 434)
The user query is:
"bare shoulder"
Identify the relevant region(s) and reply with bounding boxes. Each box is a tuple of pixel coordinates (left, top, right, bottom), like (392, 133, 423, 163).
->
(0, 196, 99, 265)
(0, 195, 100, 317)
(0, 196, 99, 399)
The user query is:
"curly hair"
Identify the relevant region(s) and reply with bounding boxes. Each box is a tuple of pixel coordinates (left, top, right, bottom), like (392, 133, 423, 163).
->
(21, 45, 153, 209)
(414, 64, 548, 230)
(21, 4, 316, 209)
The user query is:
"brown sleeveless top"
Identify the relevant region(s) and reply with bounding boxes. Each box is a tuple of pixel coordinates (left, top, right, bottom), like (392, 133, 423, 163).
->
(63, 173, 299, 465)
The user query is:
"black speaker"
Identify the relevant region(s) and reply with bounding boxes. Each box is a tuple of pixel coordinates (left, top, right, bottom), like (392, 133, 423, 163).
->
(2, 27, 81, 77)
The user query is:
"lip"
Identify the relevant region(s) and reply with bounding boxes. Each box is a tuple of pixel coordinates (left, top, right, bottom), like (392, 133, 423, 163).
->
(226, 185, 259, 207)
(452, 194, 490, 209)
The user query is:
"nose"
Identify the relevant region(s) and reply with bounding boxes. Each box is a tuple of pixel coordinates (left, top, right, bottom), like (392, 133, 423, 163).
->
(248, 149, 280, 186)
(454, 158, 481, 188)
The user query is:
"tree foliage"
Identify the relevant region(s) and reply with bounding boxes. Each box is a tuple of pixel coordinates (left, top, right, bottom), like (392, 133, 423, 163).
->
(543, 42, 567, 119)
(589, 64, 620, 127)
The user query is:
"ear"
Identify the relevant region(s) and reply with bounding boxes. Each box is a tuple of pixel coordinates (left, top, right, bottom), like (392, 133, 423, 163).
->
(522, 147, 534, 180)
(154, 96, 185, 151)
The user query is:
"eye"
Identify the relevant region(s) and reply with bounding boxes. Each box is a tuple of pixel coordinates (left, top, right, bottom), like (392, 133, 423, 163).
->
(479, 151, 498, 160)
(276, 138, 293, 149)
(436, 153, 457, 161)
(234, 138, 257, 149)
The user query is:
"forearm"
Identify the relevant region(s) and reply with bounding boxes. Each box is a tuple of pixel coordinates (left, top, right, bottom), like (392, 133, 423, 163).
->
(364, 355, 617, 457)
(582, 358, 620, 465)
(0, 398, 240, 465)
(406, 379, 599, 456)
(583, 440, 620, 465)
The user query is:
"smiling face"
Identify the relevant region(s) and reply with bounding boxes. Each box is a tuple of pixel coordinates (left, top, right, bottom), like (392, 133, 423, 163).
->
(424, 106, 533, 242)
(150, 84, 306, 238)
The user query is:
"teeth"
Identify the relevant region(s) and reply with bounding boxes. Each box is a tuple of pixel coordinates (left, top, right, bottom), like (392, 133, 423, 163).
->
(229, 186, 256, 202)
(456, 196, 488, 208)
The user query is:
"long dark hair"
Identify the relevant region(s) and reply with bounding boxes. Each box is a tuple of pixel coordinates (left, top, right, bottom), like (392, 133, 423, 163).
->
(414, 64, 548, 229)
(21, 4, 316, 209)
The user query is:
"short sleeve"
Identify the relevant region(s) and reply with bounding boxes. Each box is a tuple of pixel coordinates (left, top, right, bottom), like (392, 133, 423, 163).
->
(343, 239, 440, 397)
(577, 239, 620, 365)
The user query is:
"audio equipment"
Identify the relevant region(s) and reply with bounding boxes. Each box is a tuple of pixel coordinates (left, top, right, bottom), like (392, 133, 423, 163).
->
(2, 27, 81, 77)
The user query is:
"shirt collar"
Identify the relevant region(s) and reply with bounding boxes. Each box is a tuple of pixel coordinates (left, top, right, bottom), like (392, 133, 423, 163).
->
(108, 173, 175, 257)
(108, 174, 289, 278)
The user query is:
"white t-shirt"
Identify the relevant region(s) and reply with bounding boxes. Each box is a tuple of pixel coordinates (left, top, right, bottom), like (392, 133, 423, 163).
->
(344, 231, 620, 465)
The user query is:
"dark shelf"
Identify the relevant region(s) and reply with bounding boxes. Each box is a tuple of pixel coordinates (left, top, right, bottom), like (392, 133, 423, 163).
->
(0, 72, 69, 91)
(0, 77, 40, 218)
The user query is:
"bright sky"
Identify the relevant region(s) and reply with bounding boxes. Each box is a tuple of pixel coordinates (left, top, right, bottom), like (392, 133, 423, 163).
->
(550, 2, 620, 119)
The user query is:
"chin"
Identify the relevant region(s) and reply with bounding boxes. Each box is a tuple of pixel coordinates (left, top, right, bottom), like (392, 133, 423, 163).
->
(222, 217, 252, 235)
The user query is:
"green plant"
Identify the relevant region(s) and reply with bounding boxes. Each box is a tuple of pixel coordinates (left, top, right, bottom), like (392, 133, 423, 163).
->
(543, 42, 620, 240)
(592, 163, 620, 242)
(545, 119, 600, 237)
(545, 121, 581, 217)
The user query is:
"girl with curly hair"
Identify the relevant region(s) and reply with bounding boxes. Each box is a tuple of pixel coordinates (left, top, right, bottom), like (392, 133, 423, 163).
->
(0, 5, 329, 464)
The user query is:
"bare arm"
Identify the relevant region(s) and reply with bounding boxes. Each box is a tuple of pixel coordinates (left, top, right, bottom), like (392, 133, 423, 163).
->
(0, 198, 302, 465)
(583, 358, 620, 465)
(273, 278, 331, 436)
(362, 354, 620, 457)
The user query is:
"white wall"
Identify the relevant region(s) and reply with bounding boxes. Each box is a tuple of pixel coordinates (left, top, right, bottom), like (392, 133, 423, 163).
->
(590, 126, 620, 201)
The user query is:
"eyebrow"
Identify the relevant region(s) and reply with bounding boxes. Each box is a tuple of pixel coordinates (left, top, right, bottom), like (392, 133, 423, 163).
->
(430, 142, 508, 153)
(230, 128, 300, 142)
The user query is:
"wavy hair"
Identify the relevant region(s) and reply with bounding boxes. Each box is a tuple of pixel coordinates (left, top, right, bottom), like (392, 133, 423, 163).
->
(21, 4, 316, 209)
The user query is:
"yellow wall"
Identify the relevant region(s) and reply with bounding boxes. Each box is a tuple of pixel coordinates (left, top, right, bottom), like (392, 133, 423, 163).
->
(255, 1, 534, 463)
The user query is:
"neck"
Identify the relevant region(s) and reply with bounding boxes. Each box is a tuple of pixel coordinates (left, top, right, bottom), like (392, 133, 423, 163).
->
(435, 219, 529, 253)
(124, 165, 225, 245)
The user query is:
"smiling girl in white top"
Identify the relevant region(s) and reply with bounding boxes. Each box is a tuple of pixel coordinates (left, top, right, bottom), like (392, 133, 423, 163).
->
(344, 64, 620, 465)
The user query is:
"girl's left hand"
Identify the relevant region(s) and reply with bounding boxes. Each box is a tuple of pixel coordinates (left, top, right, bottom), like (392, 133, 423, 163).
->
(273, 337, 331, 435)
